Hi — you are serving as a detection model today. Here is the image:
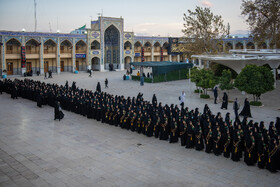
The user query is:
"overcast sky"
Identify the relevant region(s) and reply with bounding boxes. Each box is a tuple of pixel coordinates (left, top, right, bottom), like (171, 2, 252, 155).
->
(0, 0, 249, 37)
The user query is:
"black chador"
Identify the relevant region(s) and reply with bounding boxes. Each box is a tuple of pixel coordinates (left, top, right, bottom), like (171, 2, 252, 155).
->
(136, 115, 142, 134)
(244, 131, 256, 166)
(266, 138, 278, 173)
(130, 113, 136, 132)
(153, 114, 160, 138)
(37, 93, 43, 108)
(179, 118, 187, 146)
(145, 116, 153, 137)
(186, 121, 195, 149)
(194, 124, 204, 151)
(257, 136, 267, 169)
(204, 127, 212, 153)
(212, 126, 222, 156)
(169, 118, 178, 143)
(159, 116, 169, 140)
(231, 131, 241, 162)
(222, 130, 231, 158)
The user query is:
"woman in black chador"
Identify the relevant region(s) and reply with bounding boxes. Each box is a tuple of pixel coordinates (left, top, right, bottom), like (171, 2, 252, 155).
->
(231, 131, 241, 161)
(266, 138, 278, 173)
(257, 135, 267, 169)
(239, 98, 252, 118)
(194, 123, 204, 151)
(186, 121, 195, 149)
(54, 101, 64, 121)
(212, 126, 222, 156)
(244, 131, 256, 166)
(179, 116, 187, 146)
(169, 118, 178, 143)
(221, 92, 228, 110)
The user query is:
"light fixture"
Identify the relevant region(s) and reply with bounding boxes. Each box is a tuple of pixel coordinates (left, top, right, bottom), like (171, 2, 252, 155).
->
(22, 28, 26, 32)
(57, 30, 60, 33)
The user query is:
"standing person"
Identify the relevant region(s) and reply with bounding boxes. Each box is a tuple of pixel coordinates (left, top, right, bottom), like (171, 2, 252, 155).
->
(44, 72, 48, 79)
(180, 91, 186, 108)
(213, 86, 218, 104)
(96, 82, 101, 92)
(239, 98, 252, 118)
(54, 101, 64, 121)
(89, 69, 92, 77)
(48, 70, 52, 78)
(105, 78, 108, 88)
(233, 98, 240, 120)
(221, 92, 228, 109)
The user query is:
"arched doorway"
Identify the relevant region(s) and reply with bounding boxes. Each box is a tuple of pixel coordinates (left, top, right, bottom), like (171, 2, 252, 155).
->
(104, 25, 120, 70)
(153, 42, 161, 62)
(124, 56, 132, 69)
(44, 39, 57, 73)
(134, 41, 142, 62)
(235, 42, 243, 49)
(60, 40, 72, 72)
(124, 41, 132, 50)
(247, 42, 255, 49)
(91, 40, 100, 50)
(75, 40, 87, 71)
(91, 57, 100, 71)
(26, 39, 40, 75)
(6, 38, 21, 75)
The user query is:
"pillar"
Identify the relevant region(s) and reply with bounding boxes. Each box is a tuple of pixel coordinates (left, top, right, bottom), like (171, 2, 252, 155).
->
(232, 41, 236, 50)
(223, 42, 226, 52)
(266, 40, 270, 49)
(72, 38, 76, 72)
(151, 46, 154, 62)
(198, 58, 202, 68)
(1, 37, 5, 76)
(243, 40, 247, 51)
(168, 55, 172, 62)
(57, 38, 61, 74)
(177, 55, 180, 62)
(40, 37, 44, 75)
(254, 42, 258, 50)
(273, 68, 277, 88)
(21, 36, 26, 76)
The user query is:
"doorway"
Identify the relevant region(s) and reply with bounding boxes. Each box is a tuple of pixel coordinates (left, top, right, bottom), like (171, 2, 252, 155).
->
(61, 61, 64, 72)
(44, 61, 49, 73)
(7, 62, 13, 75)
(26, 62, 32, 73)
(76, 61, 79, 71)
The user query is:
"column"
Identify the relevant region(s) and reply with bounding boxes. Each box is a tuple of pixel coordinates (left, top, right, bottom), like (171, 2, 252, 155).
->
(273, 68, 277, 88)
(40, 37, 44, 75)
(266, 40, 270, 49)
(177, 54, 180, 62)
(21, 36, 26, 76)
(168, 55, 172, 62)
(223, 42, 226, 52)
(232, 41, 236, 50)
(254, 42, 258, 50)
(198, 58, 202, 68)
(1, 37, 5, 76)
(243, 40, 247, 51)
(57, 38, 61, 74)
(151, 46, 154, 61)
(72, 38, 76, 72)
(87, 37, 90, 71)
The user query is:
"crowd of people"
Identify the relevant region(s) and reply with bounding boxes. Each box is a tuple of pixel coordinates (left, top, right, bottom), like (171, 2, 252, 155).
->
(0, 78, 279, 173)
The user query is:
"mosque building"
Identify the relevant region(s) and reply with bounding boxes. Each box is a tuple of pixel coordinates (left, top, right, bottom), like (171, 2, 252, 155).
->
(0, 16, 271, 77)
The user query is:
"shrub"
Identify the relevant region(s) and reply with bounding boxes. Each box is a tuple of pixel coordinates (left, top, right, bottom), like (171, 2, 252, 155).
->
(200, 94, 210, 99)
(194, 89, 203, 93)
(250, 101, 262, 106)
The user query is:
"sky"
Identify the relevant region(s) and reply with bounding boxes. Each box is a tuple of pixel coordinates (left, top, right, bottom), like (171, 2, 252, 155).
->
(0, 0, 249, 37)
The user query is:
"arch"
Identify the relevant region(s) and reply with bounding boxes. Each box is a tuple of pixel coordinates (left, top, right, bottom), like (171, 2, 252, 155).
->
(153, 42, 161, 53)
(124, 41, 132, 50)
(44, 39, 56, 46)
(246, 42, 255, 49)
(225, 42, 233, 50)
(104, 24, 120, 70)
(134, 41, 142, 47)
(235, 42, 243, 49)
(154, 42, 161, 47)
(124, 56, 132, 69)
(144, 42, 152, 52)
(26, 39, 40, 46)
(258, 42, 267, 49)
(162, 42, 169, 51)
(91, 40, 100, 50)
(91, 57, 100, 70)
(76, 40, 87, 47)
(6, 38, 21, 46)
(60, 40, 72, 47)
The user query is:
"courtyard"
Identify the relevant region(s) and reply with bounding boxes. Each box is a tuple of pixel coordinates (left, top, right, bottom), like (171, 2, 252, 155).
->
(0, 71, 279, 187)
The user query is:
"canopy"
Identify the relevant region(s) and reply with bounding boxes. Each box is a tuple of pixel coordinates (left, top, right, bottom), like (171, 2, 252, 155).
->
(130, 61, 193, 75)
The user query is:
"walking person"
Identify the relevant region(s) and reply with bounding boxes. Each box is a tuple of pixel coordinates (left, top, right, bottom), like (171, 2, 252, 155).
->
(105, 78, 108, 88)
(239, 98, 252, 118)
(180, 91, 186, 109)
(213, 86, 218, 104)
(89, 69, 92, 77)
(221, 92, 228, 109)
(44, 72, 48, 79)
(233, 98, 240, 120)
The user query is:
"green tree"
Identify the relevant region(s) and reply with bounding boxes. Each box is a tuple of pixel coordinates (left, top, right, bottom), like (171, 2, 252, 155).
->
(234, 65, 274, 101)
(241, 0, 280, 48)
(182, 6, 227, 54)
(190, 67, 201, 90)
(197, 69, 217, 95)
(219, 69, 234, 91)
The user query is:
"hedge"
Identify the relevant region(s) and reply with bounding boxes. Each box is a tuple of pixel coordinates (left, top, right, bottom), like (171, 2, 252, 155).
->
(200, 94, 210, 99)
(250, 101, 262, 106)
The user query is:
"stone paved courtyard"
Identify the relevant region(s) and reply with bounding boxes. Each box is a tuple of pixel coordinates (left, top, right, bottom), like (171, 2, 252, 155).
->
(0, 71, 279, 187)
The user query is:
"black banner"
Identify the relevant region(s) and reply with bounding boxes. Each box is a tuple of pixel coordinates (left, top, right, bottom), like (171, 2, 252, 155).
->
(141, 47, 145, 62)
(21, 46, 26, 68)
